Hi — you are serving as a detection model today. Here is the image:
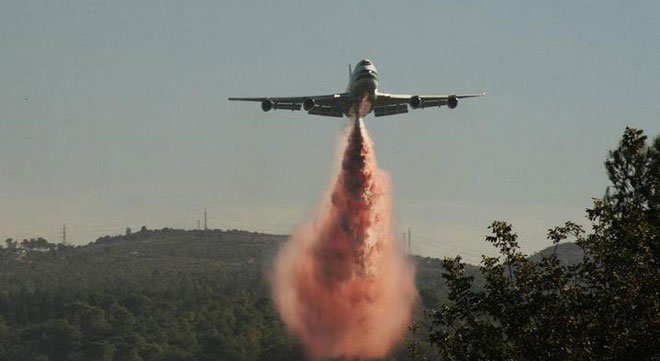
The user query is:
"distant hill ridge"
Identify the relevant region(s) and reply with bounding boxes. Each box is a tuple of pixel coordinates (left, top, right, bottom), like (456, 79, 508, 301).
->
(529, 242, 584, 265)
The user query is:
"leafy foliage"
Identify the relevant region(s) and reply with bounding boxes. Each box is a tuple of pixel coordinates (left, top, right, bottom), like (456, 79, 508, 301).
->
(0, 230, 306, 361)
(1, 228, 454, 361)
(428, 128, 659, 360)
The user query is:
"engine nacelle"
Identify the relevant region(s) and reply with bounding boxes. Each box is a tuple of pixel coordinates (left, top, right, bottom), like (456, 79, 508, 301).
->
(409, 95, 421, 109)
(261, 99, 273, 112)
(302, 98, 315, 111)
(447, 95, 458, 109)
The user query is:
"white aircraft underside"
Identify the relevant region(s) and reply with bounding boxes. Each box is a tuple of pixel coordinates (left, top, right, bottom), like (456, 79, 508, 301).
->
(229, 59, 484, 118)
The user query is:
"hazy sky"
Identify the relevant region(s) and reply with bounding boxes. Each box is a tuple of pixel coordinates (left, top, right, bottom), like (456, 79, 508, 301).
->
(1, 0, 659, 262)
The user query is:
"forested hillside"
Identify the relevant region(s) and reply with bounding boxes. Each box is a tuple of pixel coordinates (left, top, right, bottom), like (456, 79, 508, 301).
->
(0, 228, 485, 361)
(1, 229, 294, 361)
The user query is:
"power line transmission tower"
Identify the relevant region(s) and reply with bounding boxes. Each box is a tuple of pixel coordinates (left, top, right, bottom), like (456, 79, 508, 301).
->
(62, 225, 66, 244)
(204, 210, 207, 231)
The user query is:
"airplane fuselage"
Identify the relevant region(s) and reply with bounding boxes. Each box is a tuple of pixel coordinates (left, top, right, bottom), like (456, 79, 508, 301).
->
(347, 59, 379, 117)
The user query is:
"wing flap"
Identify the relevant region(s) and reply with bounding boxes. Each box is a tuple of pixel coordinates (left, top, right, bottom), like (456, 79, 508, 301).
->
(308, 106, 344, 117)
(415, 99, 446, 108)
(374, 104, 409, 117)
(272, 102, 302, 111)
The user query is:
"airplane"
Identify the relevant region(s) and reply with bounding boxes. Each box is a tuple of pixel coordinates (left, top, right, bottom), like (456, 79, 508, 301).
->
(228, 59, 484, 118)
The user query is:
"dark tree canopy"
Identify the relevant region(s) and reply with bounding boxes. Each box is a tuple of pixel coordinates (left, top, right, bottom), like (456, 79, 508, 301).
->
(428, 127, 659, 360)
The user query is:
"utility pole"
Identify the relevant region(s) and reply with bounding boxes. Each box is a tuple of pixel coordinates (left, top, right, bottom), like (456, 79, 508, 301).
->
(204, 209, 207, 231)
(62, 225, 66, 244)
(197, 219, 201, 230)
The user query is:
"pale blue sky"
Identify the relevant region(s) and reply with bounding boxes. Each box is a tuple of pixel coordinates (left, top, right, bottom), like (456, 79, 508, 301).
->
(1, 1, 659, 262)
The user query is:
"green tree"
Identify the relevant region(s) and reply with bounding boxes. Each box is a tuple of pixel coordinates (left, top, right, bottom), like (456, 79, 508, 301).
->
(80, 341, 116, 361)
(4, 238, 16, 250)
(20, 319, 82, 360)
(69, 302, 111, 339)
(578, 127, 659, 358)
(428, 128, 659, 360)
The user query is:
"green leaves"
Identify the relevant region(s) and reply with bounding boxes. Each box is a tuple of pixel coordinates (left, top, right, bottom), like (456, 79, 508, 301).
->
(427, 128, 659, 360)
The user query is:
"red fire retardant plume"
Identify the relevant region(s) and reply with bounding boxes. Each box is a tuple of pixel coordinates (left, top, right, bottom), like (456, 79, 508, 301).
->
(272, 118, 417, 360)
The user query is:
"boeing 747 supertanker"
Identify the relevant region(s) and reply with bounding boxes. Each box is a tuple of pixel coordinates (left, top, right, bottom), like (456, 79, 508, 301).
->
(229, 59, 484, 118)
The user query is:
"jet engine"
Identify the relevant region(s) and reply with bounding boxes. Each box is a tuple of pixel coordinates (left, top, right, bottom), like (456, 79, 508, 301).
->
(409, 95, 421, 109)
(261, 99, 273, 112)
(303, 98, 315, 111)
(447, 95, 458, 109)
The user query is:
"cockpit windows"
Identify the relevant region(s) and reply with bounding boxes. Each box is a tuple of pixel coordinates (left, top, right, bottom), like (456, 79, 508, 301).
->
(358, 59, 372, 66)
(354, 70, 378, 81)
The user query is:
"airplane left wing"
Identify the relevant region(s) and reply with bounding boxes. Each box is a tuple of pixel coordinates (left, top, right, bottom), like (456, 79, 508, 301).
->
(228, 93, 350, 117)
(373, 92, 485, 117)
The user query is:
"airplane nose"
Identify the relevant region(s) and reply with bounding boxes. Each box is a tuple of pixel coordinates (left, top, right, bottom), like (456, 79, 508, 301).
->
(358, 59, 373, 66)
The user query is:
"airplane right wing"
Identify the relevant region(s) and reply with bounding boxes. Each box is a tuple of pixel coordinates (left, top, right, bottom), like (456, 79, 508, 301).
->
(373, 92, 485, 117)
(228, 93, 350, 117)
